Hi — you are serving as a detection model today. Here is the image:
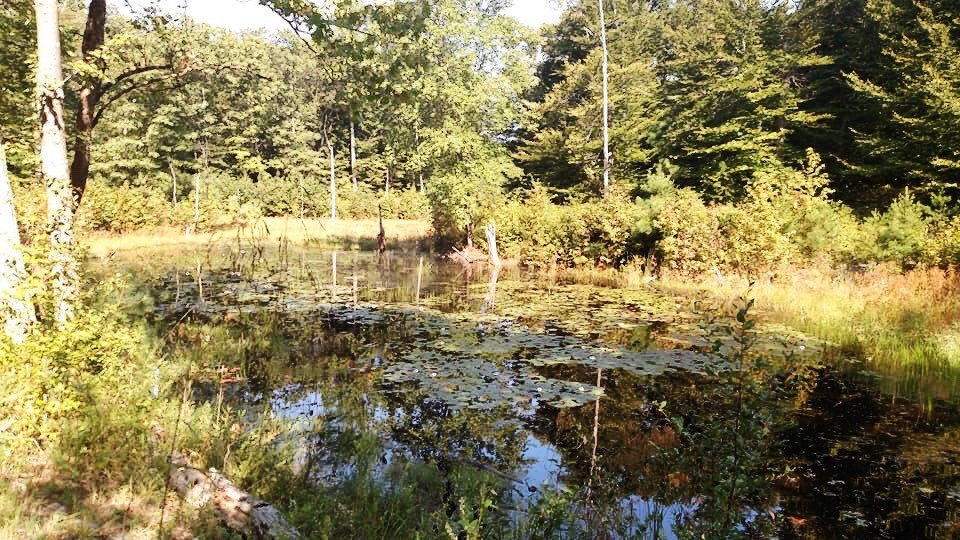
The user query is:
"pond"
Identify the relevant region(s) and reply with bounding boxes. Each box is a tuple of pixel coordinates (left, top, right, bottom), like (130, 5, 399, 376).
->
(103, 241, 960, 538)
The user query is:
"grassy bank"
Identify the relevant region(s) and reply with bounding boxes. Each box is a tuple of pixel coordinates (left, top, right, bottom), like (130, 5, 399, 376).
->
(0, 276, 242, 538)
(657, 265, 960, 402)
(82, 217, 432, 258)
(527, 261, 960, 403)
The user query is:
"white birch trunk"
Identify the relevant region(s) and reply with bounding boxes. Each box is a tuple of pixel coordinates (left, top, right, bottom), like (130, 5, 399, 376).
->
(194, 173, 201, 225)
(169, 163, 178, 204)
(485, 222, 501, 268)
(329, 143, 337, 222)
(35, 0, 77, 323)
(0, 139, 34, 343)
(349, 120, 357, 192)
(598, 0, 612, 196)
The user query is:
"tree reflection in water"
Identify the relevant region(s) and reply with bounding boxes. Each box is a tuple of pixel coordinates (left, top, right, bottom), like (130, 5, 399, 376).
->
(143, 250, 960, 538)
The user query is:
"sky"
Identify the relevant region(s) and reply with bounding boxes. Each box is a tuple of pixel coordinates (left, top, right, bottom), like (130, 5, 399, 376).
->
(121, 1, 564, 32)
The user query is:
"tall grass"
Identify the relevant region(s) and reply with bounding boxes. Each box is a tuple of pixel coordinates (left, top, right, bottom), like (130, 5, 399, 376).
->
(659, 264, 960, 403)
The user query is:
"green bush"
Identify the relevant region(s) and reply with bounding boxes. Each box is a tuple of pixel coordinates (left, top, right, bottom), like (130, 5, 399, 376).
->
(654, 189, 722, 277)
(924, 215, 960, 267)
(864, 191, 930, 267)
(0, 276, 153, 460)
(379, 187, 430, 220)
(784, 198, 863, 263)
(496, 185, 646, 267)
(77, 181, 168, 232)
(497, 185, 587, 266)
(256, 173, 303, 217)
(577, 189, 648, 265)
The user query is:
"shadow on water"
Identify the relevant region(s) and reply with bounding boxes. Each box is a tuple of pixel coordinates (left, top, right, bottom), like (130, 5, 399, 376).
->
(103, 244, 960, 539)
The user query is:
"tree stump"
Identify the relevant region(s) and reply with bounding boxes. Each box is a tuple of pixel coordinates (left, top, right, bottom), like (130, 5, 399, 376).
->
(377, 204, 386, 255)
(485, 222, 502, 268)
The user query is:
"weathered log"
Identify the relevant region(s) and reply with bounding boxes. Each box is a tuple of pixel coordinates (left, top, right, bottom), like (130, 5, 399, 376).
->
(447, 245, 488, 266)
(169, 454, 300, 539)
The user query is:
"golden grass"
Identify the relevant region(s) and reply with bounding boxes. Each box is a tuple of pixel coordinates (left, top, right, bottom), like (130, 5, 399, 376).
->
(656, 264, 960, 401)
(82, 217, 432, 258)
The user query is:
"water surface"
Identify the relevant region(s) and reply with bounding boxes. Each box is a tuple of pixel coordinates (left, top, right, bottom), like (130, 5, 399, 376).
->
(104, 244, 960, 538)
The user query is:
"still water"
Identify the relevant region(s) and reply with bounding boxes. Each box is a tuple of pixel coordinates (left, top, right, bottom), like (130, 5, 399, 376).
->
(110, 244, 960, 538)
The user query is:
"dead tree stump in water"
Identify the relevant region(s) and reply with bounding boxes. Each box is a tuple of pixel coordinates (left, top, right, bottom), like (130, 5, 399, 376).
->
(377, 204, 386, 256)
(169, 454, 300, 539)
(485, 222, 502, 268)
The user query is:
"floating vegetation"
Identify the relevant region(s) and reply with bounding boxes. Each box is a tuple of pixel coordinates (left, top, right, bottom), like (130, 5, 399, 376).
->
(147, 254, 825, 413)
(125, 249, 960, 539)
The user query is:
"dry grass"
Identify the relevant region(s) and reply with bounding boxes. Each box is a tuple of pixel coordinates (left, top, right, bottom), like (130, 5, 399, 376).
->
(656, 263, 960, 401)
(82, 217, 432, 258)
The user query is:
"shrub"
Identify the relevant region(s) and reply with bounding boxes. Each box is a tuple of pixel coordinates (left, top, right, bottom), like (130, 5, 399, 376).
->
(864, 191, 930, 267)
(784, 198, 863, 264)
(0, 276, 153, 459)
(496, 185, 645, 267)
(497, 185, 587, 266)
(379, 187, 430, 220)
(578, 189, 649, 266)
(427, 166, 510, 249)
(76, 181, 169, 232)
(654, 189, 722, 277)
(924, 215, 960, 267)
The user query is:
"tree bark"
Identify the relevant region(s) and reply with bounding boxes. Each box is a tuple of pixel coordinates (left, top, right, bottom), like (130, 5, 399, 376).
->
(377, 204, 386, 255)
(68, 0, 106, 205)
(194, 173, 201, 226)
(598, 0, 612, 196)
(485, 222, 501, 268)
(0, 138, 34, 343)
(169, 456, 301, 539)
(169, 162, 178, 204)
(349, 120, 357, 191)
(329, 142, 337, 221)
(35, 0, 77, 324)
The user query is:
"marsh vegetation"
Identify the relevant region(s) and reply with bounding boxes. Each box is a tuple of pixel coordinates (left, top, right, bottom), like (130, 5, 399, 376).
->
(3, 0, 960, 538)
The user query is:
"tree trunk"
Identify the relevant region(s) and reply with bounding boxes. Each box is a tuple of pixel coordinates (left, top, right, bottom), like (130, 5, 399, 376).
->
(68, 0, 106, 205)
(349, 120, 357, 192)
(194, 173, 201, 225)
(35, 0, 77, 324)
(415, 129, 425, 193)
(0, 138, 34, 343)
(169, 163, 178, 204)
(598, 0, 612, 197)
(329, 143, 337, 222)
(377, 204, 386, 255)
(385, 167, 391, 194)
(485, 222, 501, 268)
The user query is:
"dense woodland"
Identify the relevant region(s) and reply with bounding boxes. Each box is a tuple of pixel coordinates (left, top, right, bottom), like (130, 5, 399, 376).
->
(2, 0, 960, 270)
(2, 0, 960, 538)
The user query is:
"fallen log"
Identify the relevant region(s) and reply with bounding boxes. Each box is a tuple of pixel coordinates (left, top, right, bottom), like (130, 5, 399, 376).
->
(447, 245, 488, 266)
(169, 453, 300, 539)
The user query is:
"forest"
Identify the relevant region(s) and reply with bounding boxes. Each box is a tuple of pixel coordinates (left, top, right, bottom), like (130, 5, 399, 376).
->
(1, 0, 960, 538)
